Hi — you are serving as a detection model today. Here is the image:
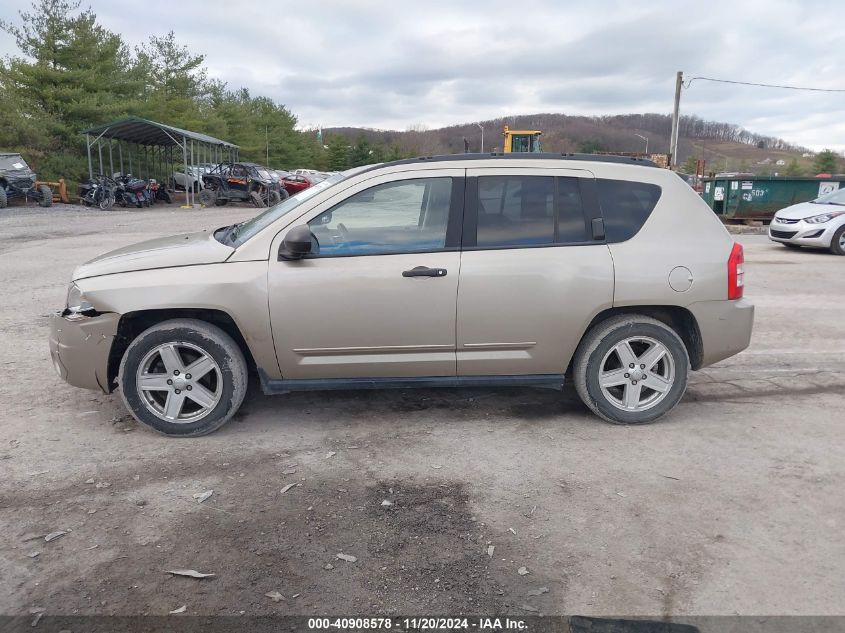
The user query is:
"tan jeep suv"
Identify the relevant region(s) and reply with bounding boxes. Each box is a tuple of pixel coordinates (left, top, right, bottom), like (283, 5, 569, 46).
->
(49, 154, 754, 436)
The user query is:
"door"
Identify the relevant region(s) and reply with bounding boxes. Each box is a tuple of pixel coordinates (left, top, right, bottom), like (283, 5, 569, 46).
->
(268, 171, 464, 379)
(456, 168, 615, 376)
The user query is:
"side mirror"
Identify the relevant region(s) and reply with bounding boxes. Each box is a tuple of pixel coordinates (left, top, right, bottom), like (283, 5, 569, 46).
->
(279, 225, 314, 260)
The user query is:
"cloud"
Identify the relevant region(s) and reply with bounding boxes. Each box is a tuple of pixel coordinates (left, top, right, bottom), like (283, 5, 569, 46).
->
(1, 0, 844, 150)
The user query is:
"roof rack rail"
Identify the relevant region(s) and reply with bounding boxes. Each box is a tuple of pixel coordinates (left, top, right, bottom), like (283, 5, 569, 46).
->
(376, 152, 659, 169)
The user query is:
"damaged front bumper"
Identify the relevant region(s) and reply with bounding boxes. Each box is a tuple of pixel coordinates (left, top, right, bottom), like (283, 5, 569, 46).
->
(48, 311, 120, 393)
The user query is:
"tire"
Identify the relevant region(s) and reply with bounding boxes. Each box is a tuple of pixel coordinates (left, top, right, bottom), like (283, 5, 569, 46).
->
(0, 187, 6, 208)
(199, 188, 217, 207)
(572, 315, 690, 425)
(268, 190, 282, 206)
(119, 319, 248, 437)
(38, 184, 52, 207)
(249, 190, 266, 207)
(278, 188, 289, 201)
(830, 225, 845, 256)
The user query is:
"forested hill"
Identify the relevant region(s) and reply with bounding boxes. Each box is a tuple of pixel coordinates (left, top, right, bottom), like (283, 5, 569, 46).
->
(325, 112, 814, 172)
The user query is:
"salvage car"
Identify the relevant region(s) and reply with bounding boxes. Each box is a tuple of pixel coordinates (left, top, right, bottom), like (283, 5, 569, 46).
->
(199, 162, 282, 207)
(50, 154, 754, 437)
(0, 153, 52, 208)
(172, 163, 214, 192)
(768, 186, 845, 255)
(281, 173, 312, 195)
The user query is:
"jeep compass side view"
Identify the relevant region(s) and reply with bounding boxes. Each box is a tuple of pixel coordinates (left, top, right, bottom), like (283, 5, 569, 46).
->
(49, 154, 754, 436)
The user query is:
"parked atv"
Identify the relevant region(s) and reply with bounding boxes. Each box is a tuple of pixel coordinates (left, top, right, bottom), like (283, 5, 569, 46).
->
(198, 162, 283, 208)
(0, 153, 52, 208)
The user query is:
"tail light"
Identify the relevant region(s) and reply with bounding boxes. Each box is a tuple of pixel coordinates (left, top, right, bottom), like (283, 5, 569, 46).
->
(728, 242, 744, 299)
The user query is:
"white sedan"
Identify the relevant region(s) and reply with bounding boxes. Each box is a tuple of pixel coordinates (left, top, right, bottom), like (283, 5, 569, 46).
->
(769, 187, 845, 255)
(172, 164, 214, 192)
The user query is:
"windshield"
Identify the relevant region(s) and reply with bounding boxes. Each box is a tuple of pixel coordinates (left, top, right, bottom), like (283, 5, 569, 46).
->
(229, 172, 348, 245)
(812, 187, 845, 206)
(0, 155, 28, 170)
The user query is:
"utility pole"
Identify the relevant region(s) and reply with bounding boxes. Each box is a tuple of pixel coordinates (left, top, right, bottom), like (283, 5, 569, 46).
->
(635, 133, 649, 154)
(669, 71, 683, 168)
(476, 123, 485, 153)
(265, 126, 270, 168)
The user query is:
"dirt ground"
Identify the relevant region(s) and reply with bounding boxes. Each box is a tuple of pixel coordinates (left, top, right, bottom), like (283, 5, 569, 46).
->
(1, 203, 843, 618)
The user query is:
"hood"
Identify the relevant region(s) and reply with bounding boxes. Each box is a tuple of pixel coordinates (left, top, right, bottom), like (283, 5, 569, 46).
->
(0, 167, 36, 183)
(774, 200, 840, 220)
(73, 230, 235, 280)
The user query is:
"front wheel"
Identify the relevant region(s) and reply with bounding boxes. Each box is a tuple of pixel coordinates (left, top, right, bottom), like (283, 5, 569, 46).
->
(118, 319, 248, 437)
(830, 225, 845, 256)
(38, 184, 53, 207)
(572, 315, 689, 425)
(99, 193, 115, 210)
(249, 190, 266, 207)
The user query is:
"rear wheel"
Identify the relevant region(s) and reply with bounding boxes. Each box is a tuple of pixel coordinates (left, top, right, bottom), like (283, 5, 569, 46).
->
(830, 225, 845, 256)
(573, 315, 689, 425)
(38, 184, 52, 207)
(199, 188, 217, 207)
(269, 190, 282, 206)
(0, 187, 8, 208)
(119, 319, 248, 437)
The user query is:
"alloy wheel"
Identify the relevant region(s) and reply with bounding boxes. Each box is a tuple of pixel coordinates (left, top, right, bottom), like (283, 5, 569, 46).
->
(135, 342, 222, 423)
(598, 336, 675, 412)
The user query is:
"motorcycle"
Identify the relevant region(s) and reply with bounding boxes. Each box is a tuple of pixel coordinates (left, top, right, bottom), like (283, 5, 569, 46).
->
(115, 174, 150, 208)
(80, 175, 116, 210)
(147, 179, 171, 204)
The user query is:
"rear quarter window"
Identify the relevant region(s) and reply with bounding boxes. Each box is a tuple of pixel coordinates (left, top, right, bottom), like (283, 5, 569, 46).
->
(597, 179, 662, 243)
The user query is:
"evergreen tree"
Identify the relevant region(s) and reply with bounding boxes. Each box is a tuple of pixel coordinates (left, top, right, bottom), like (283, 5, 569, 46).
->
(784, 159, 803, 177)
(1, 0, 139, 178)
(327, 135, 351, 171)
(812, 149, 839, 175)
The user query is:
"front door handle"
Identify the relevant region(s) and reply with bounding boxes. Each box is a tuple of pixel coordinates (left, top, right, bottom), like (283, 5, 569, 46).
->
(402, 266, 447, 278)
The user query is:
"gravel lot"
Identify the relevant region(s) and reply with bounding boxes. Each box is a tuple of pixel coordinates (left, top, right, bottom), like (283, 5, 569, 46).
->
(1, 203, 843, 618)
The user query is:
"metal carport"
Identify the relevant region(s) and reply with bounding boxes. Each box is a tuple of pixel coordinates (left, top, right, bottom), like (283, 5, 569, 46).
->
(81, 117, 239, 206)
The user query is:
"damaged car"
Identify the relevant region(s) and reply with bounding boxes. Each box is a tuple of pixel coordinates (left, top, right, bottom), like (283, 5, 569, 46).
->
(50, 154, 753, 437)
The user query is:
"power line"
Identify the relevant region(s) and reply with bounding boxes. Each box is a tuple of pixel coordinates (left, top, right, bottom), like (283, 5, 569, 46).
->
(684, 76, 845, 93)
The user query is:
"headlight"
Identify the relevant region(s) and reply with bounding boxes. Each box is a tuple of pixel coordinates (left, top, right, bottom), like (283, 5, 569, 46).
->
(804, 211, 845, 224)
(66, 283, 94, 313)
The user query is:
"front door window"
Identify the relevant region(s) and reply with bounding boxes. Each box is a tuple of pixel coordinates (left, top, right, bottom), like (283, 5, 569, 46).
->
(308, 178, 453, 256)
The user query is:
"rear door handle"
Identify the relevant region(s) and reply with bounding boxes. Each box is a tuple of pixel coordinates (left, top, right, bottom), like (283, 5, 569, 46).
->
(402, 266, 447, 278)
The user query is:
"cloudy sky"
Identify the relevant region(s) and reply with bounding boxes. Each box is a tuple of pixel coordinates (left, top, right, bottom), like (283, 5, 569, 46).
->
(3, 0, 845, 150)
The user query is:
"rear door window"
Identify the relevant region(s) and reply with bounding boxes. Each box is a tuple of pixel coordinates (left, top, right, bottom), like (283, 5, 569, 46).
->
(596, 179, 662, 243)
(474, 175, 588, 248)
